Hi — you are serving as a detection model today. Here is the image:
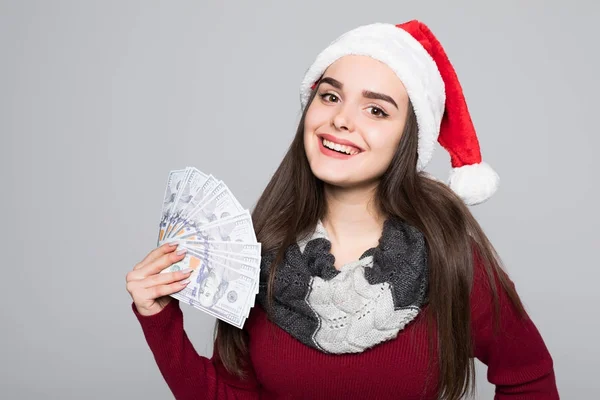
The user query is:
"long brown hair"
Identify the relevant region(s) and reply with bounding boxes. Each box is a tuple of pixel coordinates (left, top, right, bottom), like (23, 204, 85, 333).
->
(215, 85, 525, 399)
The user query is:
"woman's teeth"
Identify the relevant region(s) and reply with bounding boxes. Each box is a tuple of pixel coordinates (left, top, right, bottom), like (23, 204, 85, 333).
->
(322, 139, 359, 155)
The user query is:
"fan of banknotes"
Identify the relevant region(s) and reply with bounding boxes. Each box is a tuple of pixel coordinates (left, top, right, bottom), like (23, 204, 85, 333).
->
(157, 166, 261, 329)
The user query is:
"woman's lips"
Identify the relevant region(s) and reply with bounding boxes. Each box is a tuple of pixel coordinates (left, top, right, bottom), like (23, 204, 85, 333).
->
(318, 133, 363, 152)
(317, 136, 360, 159)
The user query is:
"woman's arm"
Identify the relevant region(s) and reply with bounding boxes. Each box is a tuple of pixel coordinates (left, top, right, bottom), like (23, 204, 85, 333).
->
(132, 300, 260, 400)
(470, 258, 559, 399)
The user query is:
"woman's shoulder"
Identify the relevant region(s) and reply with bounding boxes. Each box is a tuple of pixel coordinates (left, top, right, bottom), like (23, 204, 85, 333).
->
(469, 248, 526, 333)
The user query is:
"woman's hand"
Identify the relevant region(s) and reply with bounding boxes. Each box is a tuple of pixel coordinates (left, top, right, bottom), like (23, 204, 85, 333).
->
(126, 242, 193, 316)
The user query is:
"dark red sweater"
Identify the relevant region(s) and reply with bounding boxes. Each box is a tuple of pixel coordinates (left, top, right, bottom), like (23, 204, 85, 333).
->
(132, 262, 559, 399)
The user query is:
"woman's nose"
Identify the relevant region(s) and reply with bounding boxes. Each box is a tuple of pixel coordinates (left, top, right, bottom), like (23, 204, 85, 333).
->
(332, 106, 355, 132)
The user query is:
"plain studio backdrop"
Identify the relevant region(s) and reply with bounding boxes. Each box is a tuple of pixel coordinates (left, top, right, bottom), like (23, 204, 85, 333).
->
(1, 1, 598, 399)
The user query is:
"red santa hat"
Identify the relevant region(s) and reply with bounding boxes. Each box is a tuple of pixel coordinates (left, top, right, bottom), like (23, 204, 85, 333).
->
(299, 20, 499, 205)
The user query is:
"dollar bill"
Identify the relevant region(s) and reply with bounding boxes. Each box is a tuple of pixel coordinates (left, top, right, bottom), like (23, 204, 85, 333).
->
(182, 246, 258, 280)
(158, 169, 187, 244)
(168, 254, 256, 328)
(177, 210, 257, 243)
(183, 231, 260, 320)
(201, 252, 259, 317)
(164, 168, 210, 238)
(202, 253, 259, 319)
(170, 181, 246, 239)
(179, 239, 261, 258)
(157, 167, 260, 328)
(183, 175, 220, 218)
(166, 175, 221, 238)
(163, 167, 193, 237)
(208, 252, 261, 274)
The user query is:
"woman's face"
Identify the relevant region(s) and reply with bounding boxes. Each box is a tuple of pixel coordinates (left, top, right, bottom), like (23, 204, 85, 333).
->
(303, 55, 409, 188)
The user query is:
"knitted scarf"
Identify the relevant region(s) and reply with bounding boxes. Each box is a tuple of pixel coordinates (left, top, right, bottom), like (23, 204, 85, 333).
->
(256, 218, 429, 354)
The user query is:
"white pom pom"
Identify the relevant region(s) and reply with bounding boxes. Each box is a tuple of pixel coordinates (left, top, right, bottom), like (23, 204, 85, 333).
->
(448, 162, 500, 205)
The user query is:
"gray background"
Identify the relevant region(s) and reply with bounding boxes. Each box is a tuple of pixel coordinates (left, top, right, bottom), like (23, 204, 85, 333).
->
(1, 1, 598, 399)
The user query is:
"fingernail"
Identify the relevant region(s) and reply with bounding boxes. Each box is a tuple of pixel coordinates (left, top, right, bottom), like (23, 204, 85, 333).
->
(179, 279, 191, 285)
(176, 247, 187, 256)
(180, 267, 193, 274)
(167, 241, 179, 247)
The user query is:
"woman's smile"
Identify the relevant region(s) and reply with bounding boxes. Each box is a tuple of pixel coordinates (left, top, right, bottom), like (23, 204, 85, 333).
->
(317, 133, 363, 159)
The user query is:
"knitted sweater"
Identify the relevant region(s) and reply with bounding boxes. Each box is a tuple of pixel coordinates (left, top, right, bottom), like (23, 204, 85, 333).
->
(132, 258, 559, 400)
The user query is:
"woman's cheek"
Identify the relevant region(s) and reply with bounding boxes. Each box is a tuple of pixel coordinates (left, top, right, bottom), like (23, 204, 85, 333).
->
(370, 140, 398, 174)
(303, 132, 316, 163)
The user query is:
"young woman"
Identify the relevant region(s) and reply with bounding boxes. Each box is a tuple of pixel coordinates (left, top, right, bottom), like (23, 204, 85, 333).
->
(127, 20, 559, 399)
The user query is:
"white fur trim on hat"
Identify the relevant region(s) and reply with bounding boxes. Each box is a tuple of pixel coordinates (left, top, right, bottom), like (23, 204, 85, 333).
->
(448, 162, 500, 205)
(299, 23, 445, 171)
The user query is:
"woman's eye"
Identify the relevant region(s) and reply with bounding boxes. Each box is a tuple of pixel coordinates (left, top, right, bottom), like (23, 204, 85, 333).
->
(369, 107, 388, 118)
(320, 93, 339, 102)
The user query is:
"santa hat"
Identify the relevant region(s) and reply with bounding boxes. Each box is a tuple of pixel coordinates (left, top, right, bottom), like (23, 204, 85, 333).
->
(299, 20, 499, 205)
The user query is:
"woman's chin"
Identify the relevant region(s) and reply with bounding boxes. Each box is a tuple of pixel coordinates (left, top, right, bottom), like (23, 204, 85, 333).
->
(310, 167, 383, 190)
(311, 170, 349, 186)
(312, 170, 362, 188)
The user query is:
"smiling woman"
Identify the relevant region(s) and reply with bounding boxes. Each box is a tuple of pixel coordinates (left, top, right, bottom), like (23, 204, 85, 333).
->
(304, 57, 410, 187)
(129, 20, 559, 400)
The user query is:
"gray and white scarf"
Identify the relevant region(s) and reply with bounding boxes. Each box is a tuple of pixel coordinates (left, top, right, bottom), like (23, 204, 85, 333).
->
(256, 218, 428, 354)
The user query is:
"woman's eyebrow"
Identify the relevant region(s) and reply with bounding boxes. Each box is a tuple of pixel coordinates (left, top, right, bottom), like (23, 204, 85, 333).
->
(320, 76, 343, 89)
(363, 90, 398, 109)
(319, 77, 398, 109)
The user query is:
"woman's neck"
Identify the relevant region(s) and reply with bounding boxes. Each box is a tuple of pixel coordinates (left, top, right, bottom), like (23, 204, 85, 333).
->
(321, 182, 385, 249)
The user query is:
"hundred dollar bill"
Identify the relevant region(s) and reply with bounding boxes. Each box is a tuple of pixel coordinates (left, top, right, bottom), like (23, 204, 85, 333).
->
(158, 169, 187, 244)
(199, 253, 258, 318)
(183, 175, 220, 219)
(182, 246, 259, 280)
(170, 181, 245, 239)
(160, 248, 202, 274)
(208, 252, 261, 273)
(166, 175, 220, 238)
(163, 250, 257, 318)
(156, 167, 261, 327)
(169, 180, 226, 238)
(179, 239, 261, 258)
(165, 245, 259, 291)
(175, 248, 259, 318)
(195, 180, 244, 213)
(204, 254, 258, 318)
(169, 255, 256, 328)
(201, 253, 258, 319)
(172, 167, 208, 221)
(163, 167, 193, 237)
(164, 168, 210, 238)
(177, 210, 257, 243)
(202, 248, 261, 271)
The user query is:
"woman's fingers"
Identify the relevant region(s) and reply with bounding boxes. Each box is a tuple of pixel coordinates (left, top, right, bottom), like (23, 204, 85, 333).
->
(133, 241, 179, 271)
(129, 247, 187, 281)
(141, 268, 193, 289)
(126, 267, 191, 302)
(145, 279, 192, 300)
(141, 247, 188, 275)
(126, 244, 190, 315)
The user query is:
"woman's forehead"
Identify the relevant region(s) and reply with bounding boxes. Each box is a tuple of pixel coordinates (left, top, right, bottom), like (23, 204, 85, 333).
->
(321, 55, 408, 100)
